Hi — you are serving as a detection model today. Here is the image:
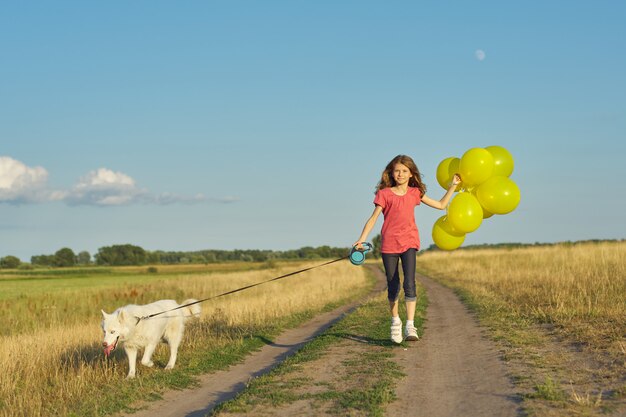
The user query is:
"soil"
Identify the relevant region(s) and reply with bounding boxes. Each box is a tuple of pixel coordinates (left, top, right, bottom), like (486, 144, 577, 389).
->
(385, 273, 520, 417)
(119, 268, 522, 417)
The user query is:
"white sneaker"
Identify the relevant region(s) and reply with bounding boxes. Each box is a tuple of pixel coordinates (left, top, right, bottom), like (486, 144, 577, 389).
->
(405, 325, 419, 341)
(390, 319, 403, 344)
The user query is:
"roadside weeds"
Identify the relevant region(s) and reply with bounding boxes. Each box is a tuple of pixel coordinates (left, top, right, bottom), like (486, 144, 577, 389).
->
(419, 269, 626, 417)
(212, 288, 428, 416)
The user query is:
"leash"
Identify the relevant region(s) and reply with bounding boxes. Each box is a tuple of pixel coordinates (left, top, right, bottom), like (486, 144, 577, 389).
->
(139, 255, 351, 321)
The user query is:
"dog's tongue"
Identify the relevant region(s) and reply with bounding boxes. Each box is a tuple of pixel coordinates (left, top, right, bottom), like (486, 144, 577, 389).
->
(104, 344, 115, 357)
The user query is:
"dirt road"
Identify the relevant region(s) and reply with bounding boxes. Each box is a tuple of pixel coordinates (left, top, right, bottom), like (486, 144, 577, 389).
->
(386, 273, 520, 416)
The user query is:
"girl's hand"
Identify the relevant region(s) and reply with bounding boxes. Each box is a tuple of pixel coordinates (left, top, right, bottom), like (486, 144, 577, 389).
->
(353, 242, 364, 250)
(451, 174, 462, 186)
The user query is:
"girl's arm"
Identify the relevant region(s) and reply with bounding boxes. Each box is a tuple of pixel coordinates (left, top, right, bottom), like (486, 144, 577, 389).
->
(422, 174, 461, 210)
(354, 205, 383, 249)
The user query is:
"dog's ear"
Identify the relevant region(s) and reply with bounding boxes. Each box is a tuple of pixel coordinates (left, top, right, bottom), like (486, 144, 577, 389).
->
(117, 308, 128, 324)
(101, 309, 109, 318)
(118, 309, 140, 325)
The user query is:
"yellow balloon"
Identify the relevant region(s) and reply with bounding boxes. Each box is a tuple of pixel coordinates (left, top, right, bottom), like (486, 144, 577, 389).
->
(485, 145, 514, 177)
(448, 192, 483, 233)
(436, 157, 460, 190)
(432, 215, 465, 251)
(469, 187, 494, 219)
(476, 176, 521, 214)
(459, 148, 494, 186)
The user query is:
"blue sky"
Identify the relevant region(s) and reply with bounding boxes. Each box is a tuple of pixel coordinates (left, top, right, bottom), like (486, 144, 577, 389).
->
(2, 1, 625, 261)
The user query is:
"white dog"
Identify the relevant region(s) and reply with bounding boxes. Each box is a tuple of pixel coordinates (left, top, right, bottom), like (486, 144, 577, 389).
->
(101, 299, 201, 378)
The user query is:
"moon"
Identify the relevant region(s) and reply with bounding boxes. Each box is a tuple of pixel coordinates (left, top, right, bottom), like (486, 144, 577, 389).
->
(475, 49, 486, 61)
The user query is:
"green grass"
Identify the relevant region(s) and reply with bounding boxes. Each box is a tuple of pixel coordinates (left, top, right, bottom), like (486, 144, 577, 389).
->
(0, 262, 276, 300)
(212, 275, 428, 416)
(529, 377, 567, 402)
(0, 273, 155, 300)
(0, 267, 115, 277)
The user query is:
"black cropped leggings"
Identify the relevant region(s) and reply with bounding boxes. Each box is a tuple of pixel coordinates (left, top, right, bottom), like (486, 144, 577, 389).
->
(381, 248, 417, 302)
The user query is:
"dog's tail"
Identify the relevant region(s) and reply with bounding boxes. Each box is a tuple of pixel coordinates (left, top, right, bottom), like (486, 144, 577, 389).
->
(180, 299, 202, 319)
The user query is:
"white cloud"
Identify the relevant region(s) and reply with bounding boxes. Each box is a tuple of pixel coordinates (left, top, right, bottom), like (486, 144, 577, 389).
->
(152, 193, 236, 205)
(475, 49, 486, 61)
(0, 156, 63, 203)
(0, 156, 236, 206)
(66, 170, 236, 206)
(154, 192, 206, 205)
(65, 168, 147, 206)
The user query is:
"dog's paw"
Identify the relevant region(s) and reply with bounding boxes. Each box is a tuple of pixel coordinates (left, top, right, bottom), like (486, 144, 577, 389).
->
(126, 373, 136, 379)
(141, 360, 154, 367)
(165, 364, 174, 370)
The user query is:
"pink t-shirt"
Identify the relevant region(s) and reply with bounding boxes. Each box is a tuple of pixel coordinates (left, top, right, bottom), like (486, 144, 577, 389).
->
(374, 187, 421, 253)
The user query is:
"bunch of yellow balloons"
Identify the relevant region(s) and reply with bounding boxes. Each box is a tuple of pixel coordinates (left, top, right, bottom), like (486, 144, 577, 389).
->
(432, 145, 520, 251)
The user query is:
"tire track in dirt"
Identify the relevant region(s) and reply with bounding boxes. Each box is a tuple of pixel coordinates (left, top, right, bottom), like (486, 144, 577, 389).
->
(386, 272, 521, 417)
(119, 265, 387, 417)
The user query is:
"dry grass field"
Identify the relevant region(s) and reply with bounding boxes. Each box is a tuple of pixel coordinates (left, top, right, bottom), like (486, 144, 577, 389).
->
(0, 260, 371, 417)
(2, 241, 623, 416)
(416, 240, 626, 416)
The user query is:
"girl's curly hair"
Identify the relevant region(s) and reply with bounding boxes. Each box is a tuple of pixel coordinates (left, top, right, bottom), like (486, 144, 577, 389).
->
(376, 154, 426, 196)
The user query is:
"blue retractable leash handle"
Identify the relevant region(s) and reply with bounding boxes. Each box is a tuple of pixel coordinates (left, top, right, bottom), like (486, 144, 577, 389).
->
(349, 242, 373, 265)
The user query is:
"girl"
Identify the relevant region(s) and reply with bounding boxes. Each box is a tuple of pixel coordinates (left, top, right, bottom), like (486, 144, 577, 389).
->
(354, 154, 460, 343)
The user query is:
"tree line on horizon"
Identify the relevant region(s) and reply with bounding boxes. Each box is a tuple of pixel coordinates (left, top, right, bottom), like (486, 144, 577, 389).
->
(10, 244, 354, 268)
(0, 238, 622, 269)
